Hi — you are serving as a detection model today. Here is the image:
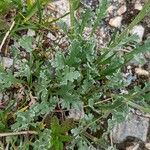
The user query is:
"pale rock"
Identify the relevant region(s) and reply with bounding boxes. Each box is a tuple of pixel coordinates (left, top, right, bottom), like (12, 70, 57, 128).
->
(4, 95, 9, 101)
(68, 108, 85, 120)
(120, 89, 129, 94)
(27, 29, 36, 37)
(127, 65, 132, 70)
(145, 143, 150, 150)
(2, 57, 13, 68)
(134, 2, 143, 10)
(135, 67, 149, 76)
(130, 25, 145, 42)
(50, 0, 70, 26)
(117, 5, 127, 15)
(107, 5, 116, 14)
(109, 16, 122, 28)
(47, 32, 56, 40)
(112, 113, 149, 143)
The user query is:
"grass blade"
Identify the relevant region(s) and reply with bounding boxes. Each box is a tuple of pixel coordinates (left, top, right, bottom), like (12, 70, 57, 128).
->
(90, 0, 107, 36)
(110, 0, 150, 48)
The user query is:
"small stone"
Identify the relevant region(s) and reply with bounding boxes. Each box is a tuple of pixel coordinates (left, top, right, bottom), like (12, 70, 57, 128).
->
(120, 89, 128, 94)
(27, 29, 35, 37)
(109, 16, 122, 28)
(4, 95, 9, 101)
(145, 143, 150, 149)
(22, 58, 27, 63)
(2, 57, 13, 68)
(107, 5, 116, 14)
(117, 5, 127, 15)
(47, 32, 56, 40)
(127, 65, 132, 70)
(134, 2, 143, 10)
(68, 108, 84, 120)
(112, 113, 149, 143)
(135, 67, 149, 76)
(130, 25, 145, 42)
(51, 0, 70, 26)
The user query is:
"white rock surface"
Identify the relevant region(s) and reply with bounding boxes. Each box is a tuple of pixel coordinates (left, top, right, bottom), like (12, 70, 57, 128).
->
(145, 143, 150, 150)
(117, 5, 127, 15)
(3, 95, 9, 101)
(107, 5, 116, 14)
(109, 16, 122, 28)
(47, 32, 57, 40)
(112, 113, 149, 143)
(27, 29, 36, 37)
(130, 25, 145, 42)
(68, 108, 85, 120)
(1, 57, 13, 68)
(134, 2, 143, 10)
(50, 0, 70, 26)
(135, 67, 149, 76)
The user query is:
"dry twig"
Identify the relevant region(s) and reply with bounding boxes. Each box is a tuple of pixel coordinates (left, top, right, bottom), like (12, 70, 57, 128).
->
(0, 21, 15, 52)
(0, 131, 38, 137)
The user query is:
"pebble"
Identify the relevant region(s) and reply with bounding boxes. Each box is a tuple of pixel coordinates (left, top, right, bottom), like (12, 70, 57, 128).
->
(109, 16, 122, 28)
(107, 5, 116, 14)
(130, 25, 145, 42)
(135, 67, 149, 76)
(27, 29, 36, 37)
(68, 108, 85, 120)
(145, 143, 150, 150)
(134, 2, 143, 10)
(112, 113, 149, 143)
(47, 32, 57, 40)
(1, 57, 13, 68)
(3, 95, 9, 101)
(51, 0, 70, 26)
(117, 5, 127, 15)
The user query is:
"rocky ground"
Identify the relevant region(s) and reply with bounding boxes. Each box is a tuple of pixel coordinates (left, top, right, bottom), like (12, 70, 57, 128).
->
(0, 0, 150, 149)
(42, 0, 150, 149)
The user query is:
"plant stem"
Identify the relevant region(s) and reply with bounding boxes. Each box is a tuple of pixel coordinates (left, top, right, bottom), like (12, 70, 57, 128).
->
(69, 0, 75, 32)
(84, 98, 112, 108)
(0, 21, 15, 52)
(0, 131, 38, 137)
(110, 0, 150, 48)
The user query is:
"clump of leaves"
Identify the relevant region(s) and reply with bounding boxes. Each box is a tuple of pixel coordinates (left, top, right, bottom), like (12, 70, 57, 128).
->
(0, 0, 150, 149)
(50, 117, 74, 150)
(0, 0, 13, 14)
